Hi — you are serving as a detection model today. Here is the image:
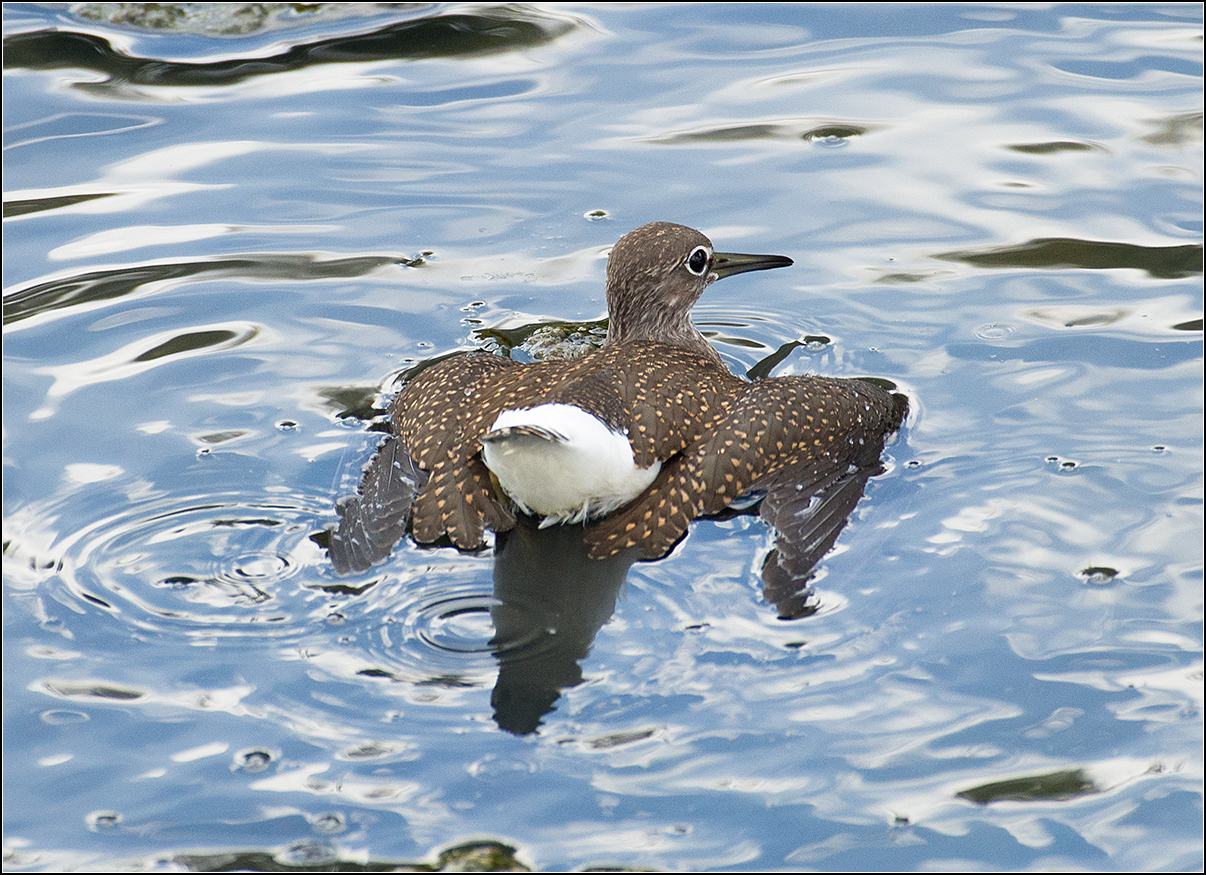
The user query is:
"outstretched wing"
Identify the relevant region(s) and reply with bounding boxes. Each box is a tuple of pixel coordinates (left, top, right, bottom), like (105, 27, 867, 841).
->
(586, 377, 906, 561)
(755, 460, 882, 619)
(329, 435, 428, 574)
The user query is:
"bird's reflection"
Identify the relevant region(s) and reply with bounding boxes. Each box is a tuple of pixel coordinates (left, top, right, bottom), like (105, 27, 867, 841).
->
(489, 517, 636, 734)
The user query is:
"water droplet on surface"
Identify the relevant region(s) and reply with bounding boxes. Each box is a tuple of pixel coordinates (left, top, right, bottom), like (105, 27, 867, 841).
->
(86, 810, 122, 831)
(234, 749, 273, 773)
(310, 812, 347, 834)
(1080, 566, 1119, 586)
(974, 323, 1015, 340)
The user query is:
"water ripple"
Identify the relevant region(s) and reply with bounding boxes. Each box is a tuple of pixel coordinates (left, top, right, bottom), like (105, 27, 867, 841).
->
(5, 488, 329, 639)
(338, 565, 569, 690)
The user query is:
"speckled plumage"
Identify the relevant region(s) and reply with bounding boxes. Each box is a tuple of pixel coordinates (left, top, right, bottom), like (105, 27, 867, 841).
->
(374, 221, 908, 563)
(392, 340, 742, 554)
(585, 373, 905, 559)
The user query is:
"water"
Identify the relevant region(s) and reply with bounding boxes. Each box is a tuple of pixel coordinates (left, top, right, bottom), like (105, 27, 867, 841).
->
(4, 2, 1202, 870)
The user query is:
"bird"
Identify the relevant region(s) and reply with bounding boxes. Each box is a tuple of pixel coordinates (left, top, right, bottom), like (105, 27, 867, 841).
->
(329, 221, 907, 574)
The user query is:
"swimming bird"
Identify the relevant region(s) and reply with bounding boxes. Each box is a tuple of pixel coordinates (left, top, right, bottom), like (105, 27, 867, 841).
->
(330, 222, 906, 573)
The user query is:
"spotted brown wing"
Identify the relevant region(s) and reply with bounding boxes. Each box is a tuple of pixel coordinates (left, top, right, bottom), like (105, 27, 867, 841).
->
(611, 345, 743, 467)
(393, 351, 519, 467)
(392, 351, 518, 548)
(586, 376, 906, 562)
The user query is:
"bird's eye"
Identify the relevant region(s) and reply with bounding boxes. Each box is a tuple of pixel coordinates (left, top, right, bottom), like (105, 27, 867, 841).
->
(686, 246, 710, 276)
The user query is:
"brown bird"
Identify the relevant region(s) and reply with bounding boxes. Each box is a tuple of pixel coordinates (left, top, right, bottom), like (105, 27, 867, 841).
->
(330, 222, 907, 580)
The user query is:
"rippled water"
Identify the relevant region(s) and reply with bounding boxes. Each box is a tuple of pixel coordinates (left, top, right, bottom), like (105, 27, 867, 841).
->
(4, 3, 1202, 871)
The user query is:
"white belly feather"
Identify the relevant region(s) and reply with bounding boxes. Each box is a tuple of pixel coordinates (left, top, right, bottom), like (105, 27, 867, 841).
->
(480, 403, 660, 525)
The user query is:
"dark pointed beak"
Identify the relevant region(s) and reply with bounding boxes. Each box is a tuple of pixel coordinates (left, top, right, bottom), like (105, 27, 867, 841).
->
(711, 250, 793, 280)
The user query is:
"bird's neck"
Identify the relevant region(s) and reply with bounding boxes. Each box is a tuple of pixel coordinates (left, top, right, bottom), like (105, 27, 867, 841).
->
(604, 287, 721, 363)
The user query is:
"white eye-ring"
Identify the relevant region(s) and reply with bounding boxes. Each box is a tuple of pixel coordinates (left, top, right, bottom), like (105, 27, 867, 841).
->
(686, 245, 711, 276)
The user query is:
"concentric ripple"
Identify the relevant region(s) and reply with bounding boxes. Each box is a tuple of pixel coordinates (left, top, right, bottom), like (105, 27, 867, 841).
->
(412, 593, 500, 655)
(4, 487, 332, 640)
(6, 479, 581, 700)
(340, 564, 568, 690)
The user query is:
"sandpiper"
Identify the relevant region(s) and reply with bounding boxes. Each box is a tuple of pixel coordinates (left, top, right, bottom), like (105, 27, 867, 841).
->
(335, 222, 907, 566)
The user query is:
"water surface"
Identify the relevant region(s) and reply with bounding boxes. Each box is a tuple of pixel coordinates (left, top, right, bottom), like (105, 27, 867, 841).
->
(3, 2, 1202, 871)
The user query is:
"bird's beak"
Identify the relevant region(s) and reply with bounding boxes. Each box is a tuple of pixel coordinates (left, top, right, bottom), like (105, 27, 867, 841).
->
(711, 250, 794, 280)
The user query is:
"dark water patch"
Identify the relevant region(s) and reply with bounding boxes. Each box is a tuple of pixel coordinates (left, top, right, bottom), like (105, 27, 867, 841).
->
(1025, 308, 1127, 329)
(649, 120, 879, 145)
(412, 674, 480, 689)
(337, 741, 404, 761)
(654, 123, 783, 144)
(4, 8, 578, 91)
(133, 328, 244, 362)
(587, 727, 660, 749)
(197, 430, 254, 445)
(43, 680, 145, 701)
(1006, 141, 1107, 155)
(802, 125, 871, 143)
(315, 385, 393, 422)
(171, 837, 530, 873)
(80, 591, 115, 609)
(874, 270, 950, 283)
(1080, 566, 1119, 585)
(1140, 111, 1202, 147)
(3, 254, 403, 327)
(933, 238, 1202, 279)
(4, 190, 117, 217)
(957, 768, 1099, 805)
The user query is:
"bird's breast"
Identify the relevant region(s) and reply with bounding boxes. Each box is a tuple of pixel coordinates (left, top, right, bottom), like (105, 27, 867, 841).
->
(480, 403, 661, 525)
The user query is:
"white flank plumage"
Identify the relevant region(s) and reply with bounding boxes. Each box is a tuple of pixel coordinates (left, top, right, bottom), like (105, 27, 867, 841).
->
(480, 403, 660, 525)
